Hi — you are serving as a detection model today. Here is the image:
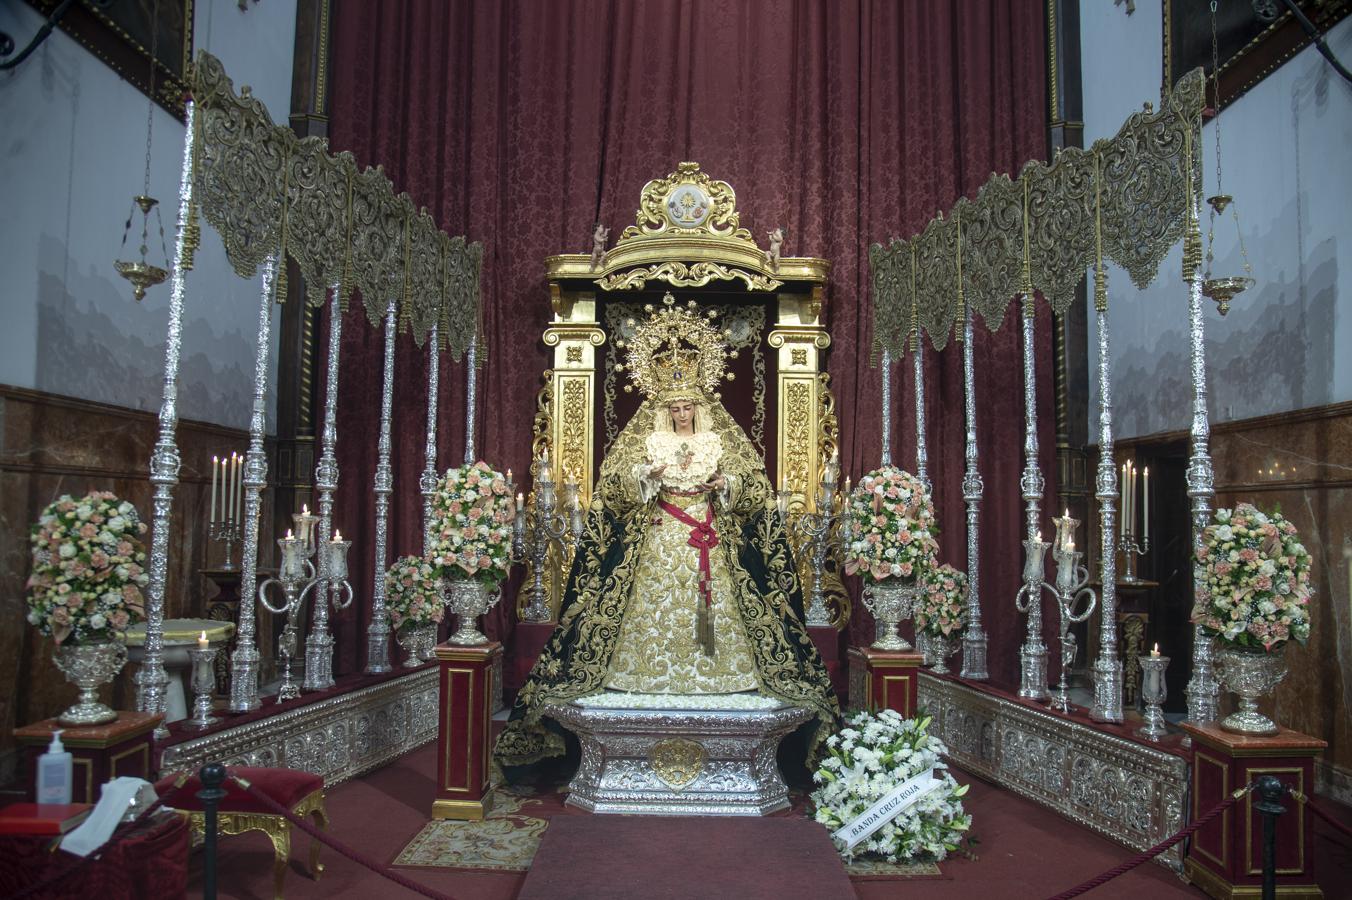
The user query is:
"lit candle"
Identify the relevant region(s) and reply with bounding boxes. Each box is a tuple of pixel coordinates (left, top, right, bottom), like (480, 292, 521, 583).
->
(210, 455, 218, 524)
(1067, 539, 1075, 554)
(1143, 467, 1150, 541)
(198, 630, 209, 650)
(844, 476, 852, 495)
(516, 492, 525, 512)
(1151, 643, 1160, 658)
(332, 529, 342, 542)
(231, 453, 241, 526)
(235, 452, 244, 525)
(1035, 530, 1042, 543)
(302, 503, 309, 515)
(1120, 462, 1127, 522)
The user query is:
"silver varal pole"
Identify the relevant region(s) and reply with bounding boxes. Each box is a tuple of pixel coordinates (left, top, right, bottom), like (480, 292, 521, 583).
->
(229, 253, 280, 711)
(1091, 276, 1124, 723)
(421, 323, 441, 552)
(136, 98, 197, 737)
(463, 332, 478, 465)
(960, 309, 989, 680)
(1018, 294, 1048, 696)
(1184, 193, 1220, 725)
(304, 285, 343, 690)
(366, 297, 397, 674)
(913, 335, 930, 495)
(879, 348, 892, 467)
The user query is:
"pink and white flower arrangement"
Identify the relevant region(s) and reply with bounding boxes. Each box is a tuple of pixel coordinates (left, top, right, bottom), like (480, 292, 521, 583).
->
(842, 467, 939, 583)
(383, 555, 445, 631)
(426, 461, 515, 585)
(914, 564, 969, 638)
(26, 491, 149, 645)
(1191, 503, 1312, 651)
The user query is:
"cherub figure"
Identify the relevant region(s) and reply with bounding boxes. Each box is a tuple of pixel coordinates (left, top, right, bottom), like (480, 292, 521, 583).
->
(589, 223, 610, 270)
(765, 226, 785, 270)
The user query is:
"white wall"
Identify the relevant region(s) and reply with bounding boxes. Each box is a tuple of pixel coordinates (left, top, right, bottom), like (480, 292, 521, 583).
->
(0, 1, 297, 431)
(1082, 3, 1352, 438)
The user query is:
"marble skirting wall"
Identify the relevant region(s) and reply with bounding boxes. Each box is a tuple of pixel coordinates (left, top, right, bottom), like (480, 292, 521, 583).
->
(0, 385, 263, 782)
(1108, 400, 1352, 795)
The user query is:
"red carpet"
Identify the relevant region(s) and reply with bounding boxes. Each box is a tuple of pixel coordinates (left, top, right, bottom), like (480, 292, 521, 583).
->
(184, 740, 1352, 899)
(518, 816, 854, 899)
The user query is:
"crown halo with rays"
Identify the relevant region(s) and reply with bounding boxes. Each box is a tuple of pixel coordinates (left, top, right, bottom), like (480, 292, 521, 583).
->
(614, 292, 738, 403)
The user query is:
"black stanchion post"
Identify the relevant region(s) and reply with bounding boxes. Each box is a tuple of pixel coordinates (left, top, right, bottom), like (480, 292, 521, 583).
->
(1253, 774, 1286, 900)
(197, 762, 228, 900)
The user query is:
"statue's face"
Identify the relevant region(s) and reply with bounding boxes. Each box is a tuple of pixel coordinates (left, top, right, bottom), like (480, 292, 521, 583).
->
(668, 400, 696, 432)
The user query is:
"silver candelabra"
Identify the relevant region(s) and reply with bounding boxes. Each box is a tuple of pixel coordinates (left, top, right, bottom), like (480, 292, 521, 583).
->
(1014, 536, 1053, 701)
(208, 520, 241, 571)
(513, 451, 584, 623)
(1118, 530, 1150, 583)
(256, 509, 353, 701)
(780, 455, 842, 627)
(1046, 514, 1098, 713)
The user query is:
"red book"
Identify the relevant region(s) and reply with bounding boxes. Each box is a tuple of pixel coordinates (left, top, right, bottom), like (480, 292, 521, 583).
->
(0, 802, 94, 836)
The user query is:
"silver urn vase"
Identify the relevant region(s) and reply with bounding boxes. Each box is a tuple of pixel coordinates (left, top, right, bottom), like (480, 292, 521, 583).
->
(861, 579, 917, 651)
(1216, 643, 1287, 735)
(442, 579, 501, 646)
(925, 632, 961, 675)
(53, 640, 128, 726)
(396, 625, 423, 668)
(416, 622, 439, 661)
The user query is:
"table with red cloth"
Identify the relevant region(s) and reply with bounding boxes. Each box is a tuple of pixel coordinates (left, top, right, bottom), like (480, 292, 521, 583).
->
(0, 809, 188, 899)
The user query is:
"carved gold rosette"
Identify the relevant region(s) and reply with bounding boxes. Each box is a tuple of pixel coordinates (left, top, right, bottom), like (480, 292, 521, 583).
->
(526, 163, 839, 624)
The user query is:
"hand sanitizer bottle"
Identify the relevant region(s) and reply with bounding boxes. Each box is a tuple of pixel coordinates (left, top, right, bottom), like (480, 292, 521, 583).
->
(37, 729, 73, 806)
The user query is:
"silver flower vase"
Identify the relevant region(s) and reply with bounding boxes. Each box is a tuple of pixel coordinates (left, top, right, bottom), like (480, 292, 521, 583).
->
(926, 632, 960, 675)
(53, 640, 128, 726)
(416, 622, 439, 661)
(396, 626, 422, 668)
(861, 580, 917, 651)
(1216, 643, 1287, 735)
(442, 579, 501, 646)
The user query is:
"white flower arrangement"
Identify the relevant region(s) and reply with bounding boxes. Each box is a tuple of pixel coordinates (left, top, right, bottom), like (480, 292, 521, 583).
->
(1191, 502, 1312, 650)
(383, 555, 445, 631)
(811, 710, 971, 863)
(426, 461, 515, 586)
(914, 564, 969, 638)
(841, 467, 939, 583)
(26, 491, 149, 645)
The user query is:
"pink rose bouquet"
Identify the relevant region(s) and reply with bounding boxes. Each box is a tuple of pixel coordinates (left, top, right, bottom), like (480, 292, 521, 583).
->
(841, 467, 939, 583)
(914, 564, 969, 638)
(1191, 503, 1312, 651)
(384, 555, 445, 631)
(427, 461, 515, 585)
(26, 491, 148, 644)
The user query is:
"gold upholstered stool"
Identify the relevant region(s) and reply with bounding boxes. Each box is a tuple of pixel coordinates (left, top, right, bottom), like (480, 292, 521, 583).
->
(156, 766, 328, 899)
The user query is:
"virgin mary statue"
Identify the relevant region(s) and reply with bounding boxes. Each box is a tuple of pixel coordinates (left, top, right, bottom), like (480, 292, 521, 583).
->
(495, 294, 839, 775)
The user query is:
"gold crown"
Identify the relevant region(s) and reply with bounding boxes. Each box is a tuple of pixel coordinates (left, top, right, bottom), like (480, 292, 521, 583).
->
(615, 293, 734, 402)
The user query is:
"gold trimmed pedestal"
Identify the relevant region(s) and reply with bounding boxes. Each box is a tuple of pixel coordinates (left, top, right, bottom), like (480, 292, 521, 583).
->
(16, 712, 162, 804)
(431, 641, 503, 821)
(1181, 721, 1326, 899)
(848, 647, 924, 719)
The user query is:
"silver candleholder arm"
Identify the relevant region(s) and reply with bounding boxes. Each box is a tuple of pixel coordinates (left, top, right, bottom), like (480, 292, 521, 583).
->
(512, 454, 581, 623)
(1014, 536, 1052, 700)
(1118, 530, 1151, 583)
(208, 520, 241, 570)
(1048, 547, 1097, 713)
(791, 468, 841, 627)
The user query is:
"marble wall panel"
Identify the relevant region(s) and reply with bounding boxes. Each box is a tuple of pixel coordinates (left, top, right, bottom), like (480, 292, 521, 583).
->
(0, 386, 270, 782)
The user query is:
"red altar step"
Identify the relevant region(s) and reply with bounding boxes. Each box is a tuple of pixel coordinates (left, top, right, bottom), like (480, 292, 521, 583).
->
(518, 815, 854, 900)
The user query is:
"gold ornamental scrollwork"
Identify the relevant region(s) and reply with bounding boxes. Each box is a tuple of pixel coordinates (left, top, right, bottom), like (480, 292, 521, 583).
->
(624, 161, 748, 241)
(597, 261, 783, 293)
(558, 378, 589, 484)
(648, 738, 706, 790)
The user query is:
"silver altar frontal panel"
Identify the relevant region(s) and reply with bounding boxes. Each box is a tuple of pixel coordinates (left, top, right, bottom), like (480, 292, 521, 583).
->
(545, 695, 812, 816)
(920, 673, 1188, 870)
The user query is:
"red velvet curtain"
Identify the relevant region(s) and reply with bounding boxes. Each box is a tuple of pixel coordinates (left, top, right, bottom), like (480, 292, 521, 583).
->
(326, 0, 1053, 691)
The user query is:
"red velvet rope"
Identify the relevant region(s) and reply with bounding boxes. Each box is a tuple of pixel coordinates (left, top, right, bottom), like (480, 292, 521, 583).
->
(231, 773, 458, 900)
(1044, 790, 1244, 900)
(1301, 794, 1352, 844)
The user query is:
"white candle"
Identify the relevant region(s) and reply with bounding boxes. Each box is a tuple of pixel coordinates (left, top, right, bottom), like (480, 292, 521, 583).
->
(231, 453, 240, 525)
(198, 630, 209, 650)
(1151, 642, 1160, 658)
(1067, 539, 1075, 554)
(209, 455, 218, 524)
(516, 492, 524, 512)
(1143, 467, 1150, 541)
(1120, 463, 1127, 523)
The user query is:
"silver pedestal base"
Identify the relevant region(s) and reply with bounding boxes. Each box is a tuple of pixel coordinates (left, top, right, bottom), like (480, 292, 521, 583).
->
(545, 695, 812, 816)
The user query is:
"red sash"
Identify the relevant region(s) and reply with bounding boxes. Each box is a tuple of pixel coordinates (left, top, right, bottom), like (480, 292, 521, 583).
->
(658, 499, 719, 612)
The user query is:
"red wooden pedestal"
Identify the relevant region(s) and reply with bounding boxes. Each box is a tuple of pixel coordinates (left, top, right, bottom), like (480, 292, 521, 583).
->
(15, 712, 162, 804)
(432, 641, 503, 821)
(1181, 722, 1326, 900)
(846, 647, 923, 718)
